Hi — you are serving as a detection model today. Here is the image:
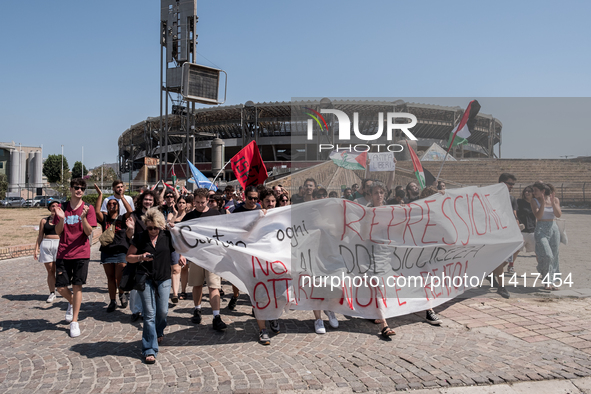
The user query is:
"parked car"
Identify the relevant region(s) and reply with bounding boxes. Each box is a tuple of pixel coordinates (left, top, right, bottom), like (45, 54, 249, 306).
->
(24, 199, 34, 207)
(33, 196, 57, 207)
(0, 197, 26, 207)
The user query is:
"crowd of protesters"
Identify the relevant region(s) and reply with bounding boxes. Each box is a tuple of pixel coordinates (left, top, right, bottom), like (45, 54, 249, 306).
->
(34, 169, 562, 363)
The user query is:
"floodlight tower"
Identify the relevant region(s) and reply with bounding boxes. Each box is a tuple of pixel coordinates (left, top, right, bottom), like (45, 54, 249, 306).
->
(159, 0, 198, 181)
(159, 0, 226, 183)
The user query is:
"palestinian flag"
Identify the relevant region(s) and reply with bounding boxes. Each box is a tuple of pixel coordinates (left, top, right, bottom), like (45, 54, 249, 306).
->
(171, 167, 177, 185)
(447, 100, 481, 149)
(329, 151, 367, 170)
(408, 144, 426, 189)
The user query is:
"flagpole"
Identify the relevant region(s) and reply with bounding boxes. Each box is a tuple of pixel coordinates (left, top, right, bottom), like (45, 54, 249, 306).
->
(209, 159, 232, 190)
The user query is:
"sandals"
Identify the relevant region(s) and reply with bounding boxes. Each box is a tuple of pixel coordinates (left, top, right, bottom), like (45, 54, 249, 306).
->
(144, 355, 156, 364)
(157, 336, 163, 344)
(171, 295, 179, 304)
(381, 326, 396, 338)
(179, 292, 187, 300)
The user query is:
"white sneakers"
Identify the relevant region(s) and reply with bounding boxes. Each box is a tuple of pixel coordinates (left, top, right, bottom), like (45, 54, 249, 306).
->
(46, 293, 56, 303)
(324, 310, 339, 328)
(69, 322, 80, 337)
(314, 319, 326, 334)
(64, 304, 79, 337)
(65, 303, 73, 323)
(314, 311, 339, 334)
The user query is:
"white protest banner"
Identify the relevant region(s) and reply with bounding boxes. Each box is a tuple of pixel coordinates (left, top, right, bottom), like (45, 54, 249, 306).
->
(171, 184, 523, 320)
(368, 152, 396, 172)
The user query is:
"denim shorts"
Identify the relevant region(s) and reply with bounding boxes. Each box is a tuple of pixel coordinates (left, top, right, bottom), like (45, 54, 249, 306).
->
(100, 252, 128, 264)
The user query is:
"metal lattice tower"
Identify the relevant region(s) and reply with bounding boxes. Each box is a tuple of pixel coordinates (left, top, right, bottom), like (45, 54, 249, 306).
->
(159, 0, 197, 181)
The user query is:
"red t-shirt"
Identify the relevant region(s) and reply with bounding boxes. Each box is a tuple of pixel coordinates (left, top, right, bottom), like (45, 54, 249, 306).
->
(55, 201, 97, 259)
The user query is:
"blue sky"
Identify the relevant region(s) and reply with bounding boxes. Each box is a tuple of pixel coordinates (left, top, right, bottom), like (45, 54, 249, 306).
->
(1, 0, 590, 168)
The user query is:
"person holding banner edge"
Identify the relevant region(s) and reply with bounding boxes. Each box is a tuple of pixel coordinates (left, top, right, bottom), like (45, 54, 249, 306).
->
(180, 188, 228, 331)
(491, 173, 519, 299)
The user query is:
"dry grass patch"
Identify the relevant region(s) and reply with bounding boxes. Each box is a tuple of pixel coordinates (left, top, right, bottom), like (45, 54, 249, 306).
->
(0, 208, 53, 247)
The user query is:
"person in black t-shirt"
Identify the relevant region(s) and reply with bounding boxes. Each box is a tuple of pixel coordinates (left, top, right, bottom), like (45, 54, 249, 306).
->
(127, 208, 185, 364)
(180, 188, 228, 331)
(292, 178, 316, 205)
(491, 173, 519, 299)
(126, 190, 161, 322)
(513, 186, 537, 272)
(94, 183, 133, 312)
(226, 186, 261, 313)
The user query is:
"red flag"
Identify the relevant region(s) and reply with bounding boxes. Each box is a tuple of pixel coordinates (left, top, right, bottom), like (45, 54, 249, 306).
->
(230, 141, 268, 189)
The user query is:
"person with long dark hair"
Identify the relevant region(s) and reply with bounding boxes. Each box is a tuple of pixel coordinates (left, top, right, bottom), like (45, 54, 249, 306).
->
(512, 186, 537, 273)
(94, 184, 133, 312)
(34, 200, 61, 303)
(531, 182, 562, 290)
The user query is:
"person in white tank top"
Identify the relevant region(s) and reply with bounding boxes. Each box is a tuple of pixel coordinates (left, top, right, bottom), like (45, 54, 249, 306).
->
(531, 182, 562, 290)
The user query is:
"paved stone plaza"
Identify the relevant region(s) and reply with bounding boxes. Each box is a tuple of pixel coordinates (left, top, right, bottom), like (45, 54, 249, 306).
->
(1, 209, 590, 393)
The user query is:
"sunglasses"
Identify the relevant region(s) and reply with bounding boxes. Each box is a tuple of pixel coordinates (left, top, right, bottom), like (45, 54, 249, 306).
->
(146, 226, 159, 231)
(209, 199, 216, 203)
(72, 186, 86, 191)
(165, 195, 175, 198)
(247, 196, 258, 201)
(505, 182, 515, 186)
(279, 199, 288, 203)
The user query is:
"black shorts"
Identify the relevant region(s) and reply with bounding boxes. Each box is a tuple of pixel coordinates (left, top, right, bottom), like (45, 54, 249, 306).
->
(55, 258, 90, 287)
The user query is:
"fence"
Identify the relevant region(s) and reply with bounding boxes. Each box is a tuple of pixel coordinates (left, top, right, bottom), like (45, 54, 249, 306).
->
(283, 181, 590, 204)
(1, 186, 61, 207)
(507, 183, 588, 204)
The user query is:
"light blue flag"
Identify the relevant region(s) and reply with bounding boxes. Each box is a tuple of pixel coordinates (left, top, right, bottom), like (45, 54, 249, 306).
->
(187, 161, 217, 191)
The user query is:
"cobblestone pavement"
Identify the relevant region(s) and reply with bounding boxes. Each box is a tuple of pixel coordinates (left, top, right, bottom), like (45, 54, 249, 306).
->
(1, 210, 590, 393)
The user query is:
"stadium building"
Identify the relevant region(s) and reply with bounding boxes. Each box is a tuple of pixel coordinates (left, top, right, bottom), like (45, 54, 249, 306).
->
(117, 99, 502, 184)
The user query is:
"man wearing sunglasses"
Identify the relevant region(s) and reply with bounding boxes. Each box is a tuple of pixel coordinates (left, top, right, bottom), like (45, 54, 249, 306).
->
(232, 185, 260, 213)
(53, 178, 97, 337)
(225, 186, 261, 311)
(181, 188, 228, 331)
(100, 180, 135, 216)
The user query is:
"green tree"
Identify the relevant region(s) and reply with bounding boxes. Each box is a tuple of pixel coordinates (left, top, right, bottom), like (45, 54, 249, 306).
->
(43, 154, 69, 183)
(0, 174, 7, 200)
(72, 161, 88, 179)
(89, 165, 118, 187)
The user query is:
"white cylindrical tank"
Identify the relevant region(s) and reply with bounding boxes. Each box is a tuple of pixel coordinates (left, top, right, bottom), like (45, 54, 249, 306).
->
(9, 149, 19, 190)
(20, 150, 26, 186)
(34, 150, 43, 187)
(28, 151, 35, 185)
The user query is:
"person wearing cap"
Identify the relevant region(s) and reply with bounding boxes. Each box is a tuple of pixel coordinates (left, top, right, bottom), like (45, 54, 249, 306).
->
(34, 199, 61, 303)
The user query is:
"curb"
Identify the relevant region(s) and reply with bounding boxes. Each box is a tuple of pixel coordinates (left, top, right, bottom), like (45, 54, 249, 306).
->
(0, 227, 102, 261)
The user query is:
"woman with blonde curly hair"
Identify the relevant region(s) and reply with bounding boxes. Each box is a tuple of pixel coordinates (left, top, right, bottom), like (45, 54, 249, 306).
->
(126, 208, 185, 364)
